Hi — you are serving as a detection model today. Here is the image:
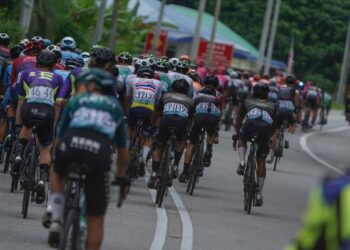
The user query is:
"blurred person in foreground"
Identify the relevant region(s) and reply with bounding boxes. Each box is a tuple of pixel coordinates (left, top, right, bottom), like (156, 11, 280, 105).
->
(285, 168, 350, 250)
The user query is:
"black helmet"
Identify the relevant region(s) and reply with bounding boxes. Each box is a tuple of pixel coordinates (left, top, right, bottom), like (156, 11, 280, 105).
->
(77, 68, 115, 95)
(92, 47, 115, 65)
(200, 86, 216, 96)
(172, 79, 189, 94)
(137, 66, 154, 78)
(176, 61, 189, 73)
(36, 50, 57, 68)
(286, 74, 295, 85)
(118, 51, 132, 64)
(10, 44, 24, 59)
(65, 58, 84, 70)
(111, 65, 119, 77)
(204, 74, 219, 88)
(187, 70, 199, 81)
(253, 82, 269, 99)
(0, 33, 10, 46)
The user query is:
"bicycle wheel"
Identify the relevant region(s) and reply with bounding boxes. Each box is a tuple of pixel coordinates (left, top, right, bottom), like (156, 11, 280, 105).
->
(156, 142, 171, 207)
(245, 154, 255, 214)
(59, 208, 80, 250)
(22, 145, 36, 218)
(188, 144, 202, 196)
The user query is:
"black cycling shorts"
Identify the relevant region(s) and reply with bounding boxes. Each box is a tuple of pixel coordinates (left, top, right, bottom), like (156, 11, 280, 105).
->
(21, 101, 54, 146)
(189, 114, 220, 144)
(240, 119, 272, 158)
(305, 97, 318, 110)
(155, 115, 188, 147)
(53, 128, 113, 216)
(278, 110, 295, 128)
(127, 107, 152, 135)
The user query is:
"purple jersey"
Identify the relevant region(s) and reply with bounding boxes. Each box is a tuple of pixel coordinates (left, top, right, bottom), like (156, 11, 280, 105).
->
(18, 68, 67, 106)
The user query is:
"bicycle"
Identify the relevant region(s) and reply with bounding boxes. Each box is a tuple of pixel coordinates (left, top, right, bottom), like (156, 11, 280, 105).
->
(1, 128, 17, 173)
(243, 134, 258, 215)
(318, 106, 326, 131)
(20, 126, 40, 219)
(273, 121, 288, 171)
(127, 117, 144, 185)
(186, 128, 205, 196)
(155, 127, 177, 207)
(223, 96, 233, 131)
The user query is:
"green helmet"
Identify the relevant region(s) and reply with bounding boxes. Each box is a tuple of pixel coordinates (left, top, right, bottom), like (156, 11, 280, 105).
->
(77, 68, 115, 95)
(156, 59, 169, 72)
(90, 44, 102, 54)
(118, 51, 133, 64)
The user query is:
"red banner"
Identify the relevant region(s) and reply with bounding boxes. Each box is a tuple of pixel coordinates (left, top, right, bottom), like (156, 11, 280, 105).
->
(197, 40, 234, 67)
(144, 30, 167, 57)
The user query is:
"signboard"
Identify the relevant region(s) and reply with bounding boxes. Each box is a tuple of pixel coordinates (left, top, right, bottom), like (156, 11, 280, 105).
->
(197, 39, 234, 67)
(144, 30, 167, 56)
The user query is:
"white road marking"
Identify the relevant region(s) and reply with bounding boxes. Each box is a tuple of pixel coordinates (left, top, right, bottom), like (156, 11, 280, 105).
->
(300, 126, 349, 175)
(169, 187, 193, 250)
(144, 173, 168, 250)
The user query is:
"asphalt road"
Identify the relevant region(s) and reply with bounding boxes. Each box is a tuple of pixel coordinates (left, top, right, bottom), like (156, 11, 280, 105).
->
(0, 111, 348, 250)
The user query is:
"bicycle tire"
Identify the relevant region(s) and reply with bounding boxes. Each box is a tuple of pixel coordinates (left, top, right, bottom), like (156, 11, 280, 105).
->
(22, 146, 36, 218)
(156, 141, 171, 207)
(59, 208, 80, 250)
(10, 175, 18, 192)
(188, 144, 202, 196)
(245, 154, 255, 214)
(243, 165, 249, 212)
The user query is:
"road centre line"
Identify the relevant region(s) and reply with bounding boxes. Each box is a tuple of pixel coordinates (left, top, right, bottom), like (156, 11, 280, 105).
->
(300, 126, 349, 175)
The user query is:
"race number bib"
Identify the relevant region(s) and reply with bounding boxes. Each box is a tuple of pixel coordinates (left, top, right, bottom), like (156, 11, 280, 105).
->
(134, 89, 155, 104)
(279, 100, 295, 111)
(247, 108, 273, 124)
(28, 86, 54, 105)
(164, 102, 189, 117)
(196, 102, 220, 115)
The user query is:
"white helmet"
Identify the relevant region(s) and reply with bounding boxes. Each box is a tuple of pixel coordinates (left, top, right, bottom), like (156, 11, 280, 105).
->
(60, 36, 76, 50)
(169, 57, 179, 69)
(46, 45, 62, 59)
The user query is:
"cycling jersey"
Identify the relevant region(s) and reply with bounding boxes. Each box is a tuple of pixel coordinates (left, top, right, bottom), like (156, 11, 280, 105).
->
(57, 92, 126, 144)
(217, 74, 229, 90)
(240, 98, 276, 125)
(268, 85, 279, 103)
(0, 46, 10, 59)
(11, 55, 36, 85)
(156, 92, 194, 118)
(167, 71, 194, 98)
(17, 69, 66, 106)
(156, 71, 172, 93)
(278, 86, 295, 112)
(126, 77, 162, 111)
(193, 91, 221, 117)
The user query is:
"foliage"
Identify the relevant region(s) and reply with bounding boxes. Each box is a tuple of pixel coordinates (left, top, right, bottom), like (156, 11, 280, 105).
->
(167, 0, 350, 93)
(0, 1, 23, 46)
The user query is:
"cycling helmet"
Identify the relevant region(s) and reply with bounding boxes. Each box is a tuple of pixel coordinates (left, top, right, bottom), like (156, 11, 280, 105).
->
(269, 80, 277, 87)
(137, 66, 154, 78)
(10, 44, 24, 59)
(46, 45, 62, 59)
(159, 56, 169, 62)
(111, 65, 119, 77)
(175, 61, 189, 74)
(36, 50, 57, 68)
(179, 54, 191, 63)
(118, 51, 133, 64)
(31, 36, 44, 43)
(172, 79, 189, 95)
(169, 57, 179, 69)
(90, 44, 102, 54)
(0, 33, 10, 46)
(187, 70, 199, 81)
(65, 57, 84, 70)
(147, 56, 157, 66)
(286, 74, 295, 85)
(77, 68, 115, 95)
(91, 47, 115, 65)
(204, 74, 219, 88)
(81, 52, 90, 59)
(156, 59, 169, 72)
(253, 82, 269, 99)
(60, 36, 76, 50)
(134, 58, 151, 72)
(43, 38, 53, 48)
(200, 86, 216, 96)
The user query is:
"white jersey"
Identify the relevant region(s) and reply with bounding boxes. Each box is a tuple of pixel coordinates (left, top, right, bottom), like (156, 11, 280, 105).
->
(167, 71, 194, 98)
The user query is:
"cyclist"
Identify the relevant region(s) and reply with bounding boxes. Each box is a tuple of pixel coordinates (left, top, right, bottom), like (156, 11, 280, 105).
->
(168, 61, 194, 98)
(11, 50, 67, 204)
(224, 71, 241, 131)
(155, 58, 171, 93)
(179, 75, 222, 182)
(169, 57, 179, 71)
(187, 70, 202, 93)
(302, 82, 321, 129)
(81, 51, 91, 66)
(234, 82, 277, 206)
(285, 169, 350, 250)
(125, 66, 162, 177)
(267, 75, 300, 163)
(48, 68, 129, 249)
(147, 79, 194, 188)
(59, 36, 83, 66)
(0, 33, 11, 59)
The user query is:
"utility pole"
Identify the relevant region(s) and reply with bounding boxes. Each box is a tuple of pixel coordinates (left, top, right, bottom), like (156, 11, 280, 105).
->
(264, 0, 281, 75)
(190, 0, 207, 61)
(108, 0, 119, 49)
(93, 0, 107, 44)
(151, 0, 167, 55)
(207, 0, 222, 67)
(19, 0, 34, 36)
(256, 0, 274, 74)
(337, 16, 350, 103)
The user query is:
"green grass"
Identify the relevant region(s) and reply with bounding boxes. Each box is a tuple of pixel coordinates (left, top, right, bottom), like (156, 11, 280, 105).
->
(331, 102, 345, 111)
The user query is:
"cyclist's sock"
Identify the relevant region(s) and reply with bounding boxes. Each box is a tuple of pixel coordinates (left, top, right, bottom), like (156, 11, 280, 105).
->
(258, 177, 265, 195)
(174, 152, 182, 166)
(142, 146, 150, 162)
(152, 161, 160, 172)
(51, 192, 64, 224)
(7, 117, 15, 133)
(206, 144, 213, 152)
(238, 146, 246, 163)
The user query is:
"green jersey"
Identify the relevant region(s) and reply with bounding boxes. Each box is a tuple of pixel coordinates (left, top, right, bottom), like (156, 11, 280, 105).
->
(58, 92, 127, 147)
